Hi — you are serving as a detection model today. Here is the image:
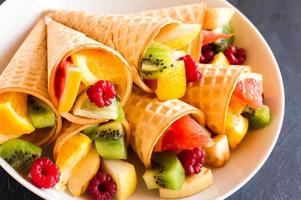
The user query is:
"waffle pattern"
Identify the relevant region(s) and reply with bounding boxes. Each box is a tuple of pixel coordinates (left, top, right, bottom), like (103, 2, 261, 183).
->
(139, 3, 206, 24)
(0, 19, 62, 146)
(182, 64, 250, 135)
(125, 87, 205, 167)
(47, 19, 132, 124)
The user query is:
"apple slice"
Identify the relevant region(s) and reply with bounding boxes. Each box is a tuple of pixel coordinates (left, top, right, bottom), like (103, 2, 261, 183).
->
(159, 167, 213, 199)
(58, 67, 82, 113)
(204, 135, 230, 167)
(67, 146, 100, 197)
(155, 24, 201, 50)
(101, 160, 137, 200)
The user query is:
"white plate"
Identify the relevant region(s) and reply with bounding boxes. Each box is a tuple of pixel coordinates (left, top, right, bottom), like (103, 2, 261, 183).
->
(0, 0, 285, 199)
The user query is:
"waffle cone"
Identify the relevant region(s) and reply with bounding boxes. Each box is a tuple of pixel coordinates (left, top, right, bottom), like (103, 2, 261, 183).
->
(182, 64, 250, 135)
(124, 87, 205, 167)
(0, 19, 62, 146)
(53, 119, 131, 160)
(46, 10, 182, 93)
(46, 19, 132, 125)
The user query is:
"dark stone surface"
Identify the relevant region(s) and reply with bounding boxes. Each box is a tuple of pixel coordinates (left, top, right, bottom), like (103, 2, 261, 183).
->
(0, 0, 299, 199)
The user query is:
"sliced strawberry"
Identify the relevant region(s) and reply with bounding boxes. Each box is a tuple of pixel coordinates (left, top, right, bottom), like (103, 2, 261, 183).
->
(202, 30, 233, 46)
(55, 60, 73, 99)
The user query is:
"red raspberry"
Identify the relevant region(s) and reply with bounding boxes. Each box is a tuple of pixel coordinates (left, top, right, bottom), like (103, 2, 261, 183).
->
(87, 80, 117, 107)
(30, 157, 60, 189)
(178, 148, 205, 176)
(200, 44, 215, 64)
(88, 172, 117, 200)
(180, 55, 202, 82)
(224, 45, 247, 65)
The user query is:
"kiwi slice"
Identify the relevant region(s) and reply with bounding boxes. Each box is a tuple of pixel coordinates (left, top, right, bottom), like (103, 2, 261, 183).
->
(242, 105, 271, 129)
(141, 42, 177, 79)
(143, 151, 185, 190)
(213, 23, 234, 53)
(28, 96, 56, 129)
(91, 121, 127, 159)
(0, 139, 41, 174)
(115, 99, 125, 122)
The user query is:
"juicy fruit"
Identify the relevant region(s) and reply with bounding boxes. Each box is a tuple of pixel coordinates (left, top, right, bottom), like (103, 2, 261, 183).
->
(232, 73, 263, 108)
(30, 157, 60, 189)
(242, 105, 271, 129)
(224, 45, 247, 65)
(55, 61, 69, 99)
(156, 115, 212, 152)
(73, 92, 118, 120)
(211, 52, 229, 66)
(225, 109, 249, 149)
(141, 42, 176, 79)
(0, 92, 34, 135)
(156, 60, 186, 100)
(143, 151, 185, 190)
(71, 54, 98, 86)
(67, 147, 100, 197)
(200, 44, 215, 64)
(159, 167, 213, 199)
(204, 135, 230, 167)
(0, 139, 41, 174)
(155, 24, 201, 50)
(58, 65, 82, 113)
(93, 121, 127, 159)
(203, 8, 235, 30)
(212, 23, 234, 52)
(86, 80, 117, 107)
(88, 172, 117, 200)
(56, 133, 91, 190)
(180, 55, 202, 82)
(202, 30, 233, 46)
(28, 96, 55, 129)
(102, 160, 137, 200)
(178, 148, 205, 176)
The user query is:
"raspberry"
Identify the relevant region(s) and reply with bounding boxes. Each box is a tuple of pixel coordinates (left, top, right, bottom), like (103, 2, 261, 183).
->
(200, 44, 215, 64)
(180, 55, 202, 82)
(224, 45, 247, 65)
(87, 80, 117, 107)
(178, 148, 205, 176)
(30, 157, 60, 189)
(88, 172, 117, 200)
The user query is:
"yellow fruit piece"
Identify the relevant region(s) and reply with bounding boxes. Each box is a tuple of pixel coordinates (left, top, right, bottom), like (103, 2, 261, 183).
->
(203, 8, 235, 30)
(58, 67, 82, 113)
(156, 60, 186, 100)
(204, 135, 230, 167)
(102, 160, 137, 200)
(56, 133, 91, 190)
(0, 133, 20, 145)
(225, 108, 249, 149)
(211, 52, 229, 66)
(67, 146, 100, 197)
(159, 167, 213, 199)
(0, 92, 34, 135)
(71, 53, 98, 86)
(155, 24, 201, 50)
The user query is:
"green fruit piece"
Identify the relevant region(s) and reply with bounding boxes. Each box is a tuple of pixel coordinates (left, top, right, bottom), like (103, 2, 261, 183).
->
(0, 139, 41, 174)
(143, 151, 185, 190)
(94, 121, 127, 159)
(213, 23, 234, 53)
(242, 105, 271, 129)
(82, 125, 99, 139)
(155, 24, 201, 50)
(73, 93, 118, 120)
(28, 96, 55, 129)
(141, 42, 177, 79)
(115, 100, 125, 122)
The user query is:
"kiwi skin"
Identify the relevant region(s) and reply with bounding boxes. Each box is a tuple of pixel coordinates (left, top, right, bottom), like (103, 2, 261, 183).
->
(0, 139, 41, 174)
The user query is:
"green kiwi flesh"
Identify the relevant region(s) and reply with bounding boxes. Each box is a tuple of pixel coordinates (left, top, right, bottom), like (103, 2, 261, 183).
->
(242, 105, 271, 129)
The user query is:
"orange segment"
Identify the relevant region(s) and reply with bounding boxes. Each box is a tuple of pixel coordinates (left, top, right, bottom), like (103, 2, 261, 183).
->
(58, 67, 82, 113)
(156, 60, 186, 100)
(0, 92, 34, 135)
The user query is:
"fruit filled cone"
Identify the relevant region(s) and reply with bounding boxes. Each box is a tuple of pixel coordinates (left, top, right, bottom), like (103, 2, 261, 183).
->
(45, 10, 202, 94)
(53, 120, 131, 160)
(124, 87, 206, 167)
(182, 64, 250, 135)
(0, 19, 62, 146)
(46, 18, 132, 125)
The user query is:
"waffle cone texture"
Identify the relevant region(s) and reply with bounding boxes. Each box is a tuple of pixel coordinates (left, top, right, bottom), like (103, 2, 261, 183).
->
(182, 64, 250, 135)
(0, 19, 62, 146)
(124, 87, 205, 167)
(46, 19, 132, 125)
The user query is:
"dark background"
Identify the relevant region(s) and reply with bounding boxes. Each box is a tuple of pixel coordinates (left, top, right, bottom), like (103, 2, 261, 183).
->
(0, 0, 300, 199)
